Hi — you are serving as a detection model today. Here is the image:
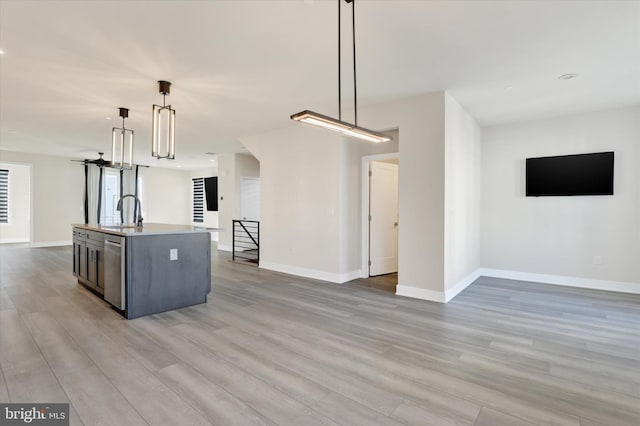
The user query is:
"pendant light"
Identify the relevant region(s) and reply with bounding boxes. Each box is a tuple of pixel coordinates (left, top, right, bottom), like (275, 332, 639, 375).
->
(111, 107, 134, 169)
(291, 0, 390, 143)
(152, 80, 176, 159)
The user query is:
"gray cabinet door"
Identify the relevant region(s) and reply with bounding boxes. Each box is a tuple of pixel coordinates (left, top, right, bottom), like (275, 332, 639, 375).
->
(79, 243, 87, 279)
(72, 242, 80, 277)
(87, 247, 96, 285)
(96, 247, 105, 290)
(86, 243, 105, 294)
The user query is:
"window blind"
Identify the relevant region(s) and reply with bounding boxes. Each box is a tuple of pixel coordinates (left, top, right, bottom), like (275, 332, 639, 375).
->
(192, 177, 204, 223)
(0, 169, 8, 223)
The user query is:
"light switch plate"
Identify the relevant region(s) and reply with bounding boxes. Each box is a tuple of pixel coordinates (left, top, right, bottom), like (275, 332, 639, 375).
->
(170, 249, 178, 261)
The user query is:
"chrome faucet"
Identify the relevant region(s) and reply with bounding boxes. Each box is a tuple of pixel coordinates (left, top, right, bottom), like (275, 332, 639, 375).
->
(116, 194, 143, 227)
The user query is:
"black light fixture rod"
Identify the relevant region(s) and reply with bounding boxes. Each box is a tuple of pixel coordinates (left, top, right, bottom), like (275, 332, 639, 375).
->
(351, 0, 357, 126)
(119, 107, 129, 128)
(158, 80, 171, 107)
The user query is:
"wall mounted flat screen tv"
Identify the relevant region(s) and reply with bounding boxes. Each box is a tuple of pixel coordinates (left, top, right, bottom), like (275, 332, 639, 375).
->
(526, 152, 614, 197)
(204, 177, 218, 211)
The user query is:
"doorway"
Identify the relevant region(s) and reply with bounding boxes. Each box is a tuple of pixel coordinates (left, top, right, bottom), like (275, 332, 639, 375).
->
(0, 162, 32, 245)
(361, 153, 399, 291)
(240, 177, 260, 221)
(369, 160, 398, 276)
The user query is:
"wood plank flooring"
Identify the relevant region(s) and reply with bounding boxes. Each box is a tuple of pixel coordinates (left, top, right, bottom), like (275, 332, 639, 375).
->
(1, 244, 639, 425)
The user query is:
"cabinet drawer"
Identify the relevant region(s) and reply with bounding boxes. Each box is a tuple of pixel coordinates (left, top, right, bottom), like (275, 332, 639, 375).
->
(86, 230, 105, 245)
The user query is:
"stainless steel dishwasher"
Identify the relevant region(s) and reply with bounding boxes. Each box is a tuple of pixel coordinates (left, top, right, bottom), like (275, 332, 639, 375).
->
(104, 236, 126, 310)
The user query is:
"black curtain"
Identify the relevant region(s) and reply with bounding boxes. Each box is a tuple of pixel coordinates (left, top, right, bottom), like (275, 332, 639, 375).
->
(97, 167, 104, 224)
(83, 164, 89, 224)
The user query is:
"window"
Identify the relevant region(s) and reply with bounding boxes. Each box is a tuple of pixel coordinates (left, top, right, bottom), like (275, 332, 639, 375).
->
(100, 168, 121, 224)
(0, 169, 8, 223)
(192, 177, 204, 223)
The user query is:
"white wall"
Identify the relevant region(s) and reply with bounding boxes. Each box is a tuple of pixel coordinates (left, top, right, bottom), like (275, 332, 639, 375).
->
(444, 93, 482, 296)
(481, 106, 640, 285)
(0, 150, 83, 245)
(242, 124, 343, 279)
(216, 153, 236, 250)
(242, 92, 450, 292)
(139, 166, 191, 226)
(0, 162, 31, 243)
(0, 150, 192, 245)
(358, 93, 447, 297)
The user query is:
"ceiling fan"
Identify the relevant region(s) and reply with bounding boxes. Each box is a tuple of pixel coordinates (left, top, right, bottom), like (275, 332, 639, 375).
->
(71, 152, 148, 169)
(71, 152, 112, 168)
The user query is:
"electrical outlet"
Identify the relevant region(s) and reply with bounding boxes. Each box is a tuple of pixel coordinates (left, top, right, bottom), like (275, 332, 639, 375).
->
(170, 249, 178, 261)
(594, 255, 602, 265)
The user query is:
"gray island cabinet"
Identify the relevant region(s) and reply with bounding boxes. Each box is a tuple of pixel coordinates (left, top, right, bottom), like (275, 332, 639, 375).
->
(72, 223, 213, 319)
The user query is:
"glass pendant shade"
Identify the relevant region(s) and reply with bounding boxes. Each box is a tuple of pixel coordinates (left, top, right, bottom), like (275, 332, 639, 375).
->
(111, 107, 134, 169)
(152, 104, 176, 159)
(111, 127, 134, 169)
(291, 110, 390, 143)
(151, 80, 176, 160)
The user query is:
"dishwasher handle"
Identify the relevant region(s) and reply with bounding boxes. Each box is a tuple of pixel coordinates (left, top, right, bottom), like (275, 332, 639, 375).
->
(105, 240, 121, 247)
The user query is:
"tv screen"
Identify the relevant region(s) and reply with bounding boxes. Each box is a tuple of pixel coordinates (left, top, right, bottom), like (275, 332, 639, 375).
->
(204, 177, 218, 211)
(526, 152, 614, 197)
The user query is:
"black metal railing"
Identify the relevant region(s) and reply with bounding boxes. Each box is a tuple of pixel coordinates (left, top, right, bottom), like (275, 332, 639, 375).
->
(232, 220, 259, 264)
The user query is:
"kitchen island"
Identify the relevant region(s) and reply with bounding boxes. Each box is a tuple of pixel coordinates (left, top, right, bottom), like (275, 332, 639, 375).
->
(72, 223, 216, 319)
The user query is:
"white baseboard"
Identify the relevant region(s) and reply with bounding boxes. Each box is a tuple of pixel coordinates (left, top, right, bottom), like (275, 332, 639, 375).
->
(479, 268, 640, 295)
(259, 261, 361, 284)
(396, 269, 482, 304)
(30, 240, 72, 248)
(445, 269, 482, 302)
(0, 238, 29, 244)
(395, 285, 446, 303)
(217, 244, 232, 252)
(341, 269, 363, 283)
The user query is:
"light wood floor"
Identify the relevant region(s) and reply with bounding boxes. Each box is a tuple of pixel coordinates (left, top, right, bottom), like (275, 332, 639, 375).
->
(1, 244, 639, 426)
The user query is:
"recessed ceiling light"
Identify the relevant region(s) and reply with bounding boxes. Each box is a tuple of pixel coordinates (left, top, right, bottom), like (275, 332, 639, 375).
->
(0, 49, 5, 55)
(504, 84, 513, 90)
(558, 73, 578, 80)
(177, 164, 182, 168)
(105, 116, 112, 120)
(209, 159, 215, 162)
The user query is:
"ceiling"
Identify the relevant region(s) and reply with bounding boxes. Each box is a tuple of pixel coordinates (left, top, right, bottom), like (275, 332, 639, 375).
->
(1, 0, 638, 170)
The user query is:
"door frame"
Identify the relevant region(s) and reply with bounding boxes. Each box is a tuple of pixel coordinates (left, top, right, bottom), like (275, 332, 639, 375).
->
(360, 152, 399, 278)
(239, 176, 260, 221)
(0, 161, 33, 245)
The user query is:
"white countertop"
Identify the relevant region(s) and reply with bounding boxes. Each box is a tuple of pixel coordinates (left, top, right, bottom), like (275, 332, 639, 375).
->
(72, 223, 222, 237)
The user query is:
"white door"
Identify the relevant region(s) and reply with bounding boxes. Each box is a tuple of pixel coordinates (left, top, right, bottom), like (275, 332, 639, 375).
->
(369, 161, 398, 276)
(240, 177, 260, 221)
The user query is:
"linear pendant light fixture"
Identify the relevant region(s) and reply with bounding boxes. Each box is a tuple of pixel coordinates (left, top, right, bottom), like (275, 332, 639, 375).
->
(291, 0, 390, 143)
(152, 80, 176, 159)
(111, 107, 134, 169)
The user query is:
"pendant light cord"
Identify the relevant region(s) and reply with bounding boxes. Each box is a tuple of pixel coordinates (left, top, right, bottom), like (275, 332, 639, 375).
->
(352, 0, 357, 126)
(338, 0, 341, 121)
